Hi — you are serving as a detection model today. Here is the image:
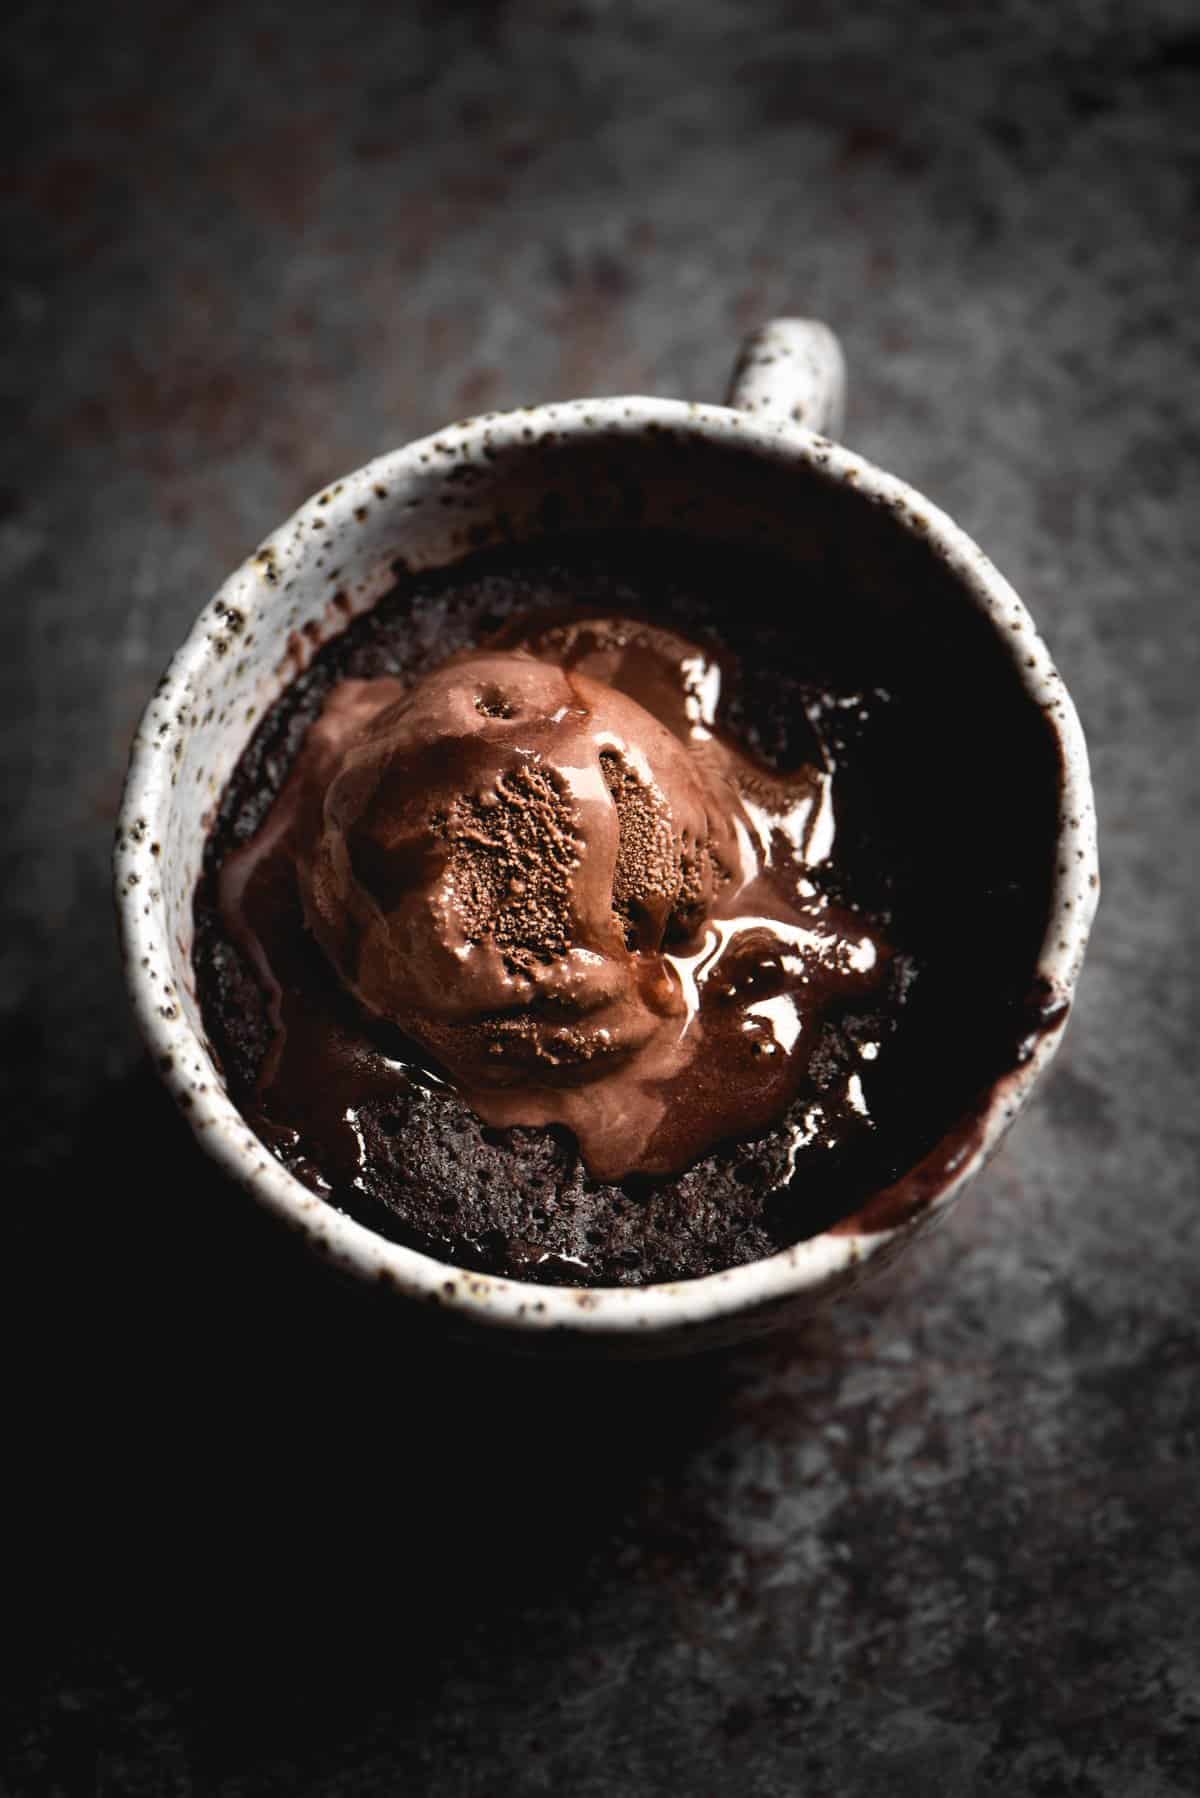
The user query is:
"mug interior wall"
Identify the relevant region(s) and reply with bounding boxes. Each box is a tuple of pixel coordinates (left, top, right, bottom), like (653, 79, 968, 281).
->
(159, 423, 1061, 1179)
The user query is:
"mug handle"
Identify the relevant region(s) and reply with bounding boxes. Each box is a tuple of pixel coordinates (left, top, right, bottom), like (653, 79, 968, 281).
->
(726, 318, 846, 438)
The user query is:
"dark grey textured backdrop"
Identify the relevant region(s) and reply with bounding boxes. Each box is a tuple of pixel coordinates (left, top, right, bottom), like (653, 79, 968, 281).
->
(4, 2, 1199, 1793)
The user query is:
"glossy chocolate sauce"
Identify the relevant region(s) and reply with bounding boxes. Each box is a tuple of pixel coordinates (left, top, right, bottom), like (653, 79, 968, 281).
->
(194, 532, 1062, 1285)
(219, 612, 892, 1183)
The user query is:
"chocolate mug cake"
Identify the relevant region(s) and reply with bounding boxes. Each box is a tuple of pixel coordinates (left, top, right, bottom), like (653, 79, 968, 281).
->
(193, 530, 1063, 1287)
(117, 321, 1097, 1344)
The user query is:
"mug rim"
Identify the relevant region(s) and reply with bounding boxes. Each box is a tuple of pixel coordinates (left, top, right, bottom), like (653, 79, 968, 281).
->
(115, 393, 1099, 1341)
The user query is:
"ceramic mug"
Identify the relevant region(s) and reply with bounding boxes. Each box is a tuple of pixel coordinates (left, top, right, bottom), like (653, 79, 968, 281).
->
(115, 320, 1098, 1354)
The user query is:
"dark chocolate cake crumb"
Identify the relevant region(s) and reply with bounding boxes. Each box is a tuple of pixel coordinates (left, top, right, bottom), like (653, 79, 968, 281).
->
(194, 531, 1060, 1285)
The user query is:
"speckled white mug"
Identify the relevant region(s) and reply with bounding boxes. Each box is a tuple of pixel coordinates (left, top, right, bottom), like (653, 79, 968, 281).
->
(115, 321, 1098, 1354)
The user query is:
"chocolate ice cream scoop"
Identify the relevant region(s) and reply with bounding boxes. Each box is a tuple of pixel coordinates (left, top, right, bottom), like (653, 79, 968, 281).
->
(296, 649, 725, 1081)
(219, 614, 889, 1179)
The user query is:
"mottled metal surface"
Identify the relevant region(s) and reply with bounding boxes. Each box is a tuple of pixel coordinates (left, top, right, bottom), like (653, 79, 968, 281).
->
(5, 2, 1198, 1792)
